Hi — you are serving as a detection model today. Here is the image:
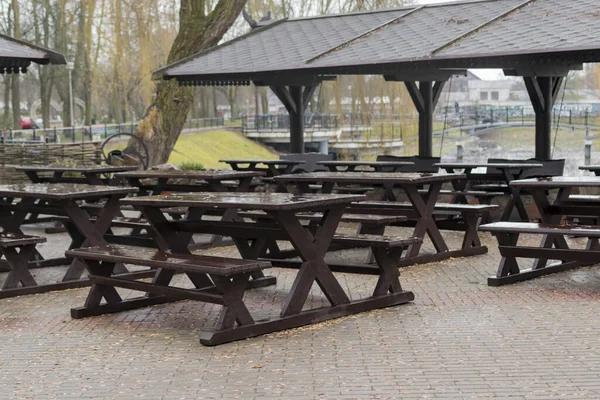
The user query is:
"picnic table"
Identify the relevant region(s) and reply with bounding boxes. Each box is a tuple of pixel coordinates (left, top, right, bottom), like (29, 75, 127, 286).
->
(91, 192, 415, 345)
(220, 159, 304, 176)
(16, 165, 139, 231)
(274, 172, 477, 264)
(0, 183, 139, 298)
(15, 165, 139, 185)
(114, 169, 265, 196)
(317, 160, 414, 172)
(480, 176, 600, 286)
(579, 165, 600, 176)
(435, 162, 543, 220)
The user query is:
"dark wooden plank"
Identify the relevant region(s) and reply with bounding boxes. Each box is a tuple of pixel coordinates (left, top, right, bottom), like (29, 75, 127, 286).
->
(0, 233, 46, 247)
(479, 222, 600, 237)
(332, 234, 420, 248)
(115, 169, 265, 180)
(14, 165, 138, 174)
(89, 275, 225, 304)
(274, 171, 465, 185)
(122, 192, 366, 211)
(67, 246, 270, 276)
(199, 291, 414, 346)
(0, 183, 137, 200)
(510, 176, 600, 189)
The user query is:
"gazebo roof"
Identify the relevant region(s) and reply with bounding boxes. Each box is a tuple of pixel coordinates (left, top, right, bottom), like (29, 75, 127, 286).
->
(0, 33, 66, 73)
(154, 0, 600, 84)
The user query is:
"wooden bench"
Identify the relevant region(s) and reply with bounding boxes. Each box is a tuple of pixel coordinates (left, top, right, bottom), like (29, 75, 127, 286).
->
(67, 245, 270, 345)
(238, 210, 405, 225)
(267, 233, 419, 296)
(349, 202, 497, 251)
(479, 221, 600, 286)
(0, 233, 46, 290)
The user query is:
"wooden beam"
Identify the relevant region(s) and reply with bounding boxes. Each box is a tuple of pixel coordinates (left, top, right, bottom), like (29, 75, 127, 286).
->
(432, 80, 447, 108)
(552, 77, 565, 104)
(404, 81, 425, 114)
(302, 85, 317, 110)
(270, 86, 296, 115)
(524, 77, 544, 114)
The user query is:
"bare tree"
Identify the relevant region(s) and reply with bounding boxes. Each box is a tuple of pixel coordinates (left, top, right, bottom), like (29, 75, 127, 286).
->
(134, 0, 247, 166)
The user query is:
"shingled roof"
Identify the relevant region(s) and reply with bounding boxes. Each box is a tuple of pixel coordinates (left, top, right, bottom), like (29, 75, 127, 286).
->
(155, 0, 600, 84)
(0, 33, 66, 73)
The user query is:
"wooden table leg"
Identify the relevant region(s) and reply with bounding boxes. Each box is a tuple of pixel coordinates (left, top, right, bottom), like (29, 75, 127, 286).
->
(62, 196, 128, 281)
(404, 182, 448, 257)
(274, 206, 350, 317)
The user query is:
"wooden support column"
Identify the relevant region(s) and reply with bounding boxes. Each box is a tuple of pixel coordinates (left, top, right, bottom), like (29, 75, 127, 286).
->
(404, 81, 446, 157)
(524, 76, 564, 161)
(270, 85, 317, 154)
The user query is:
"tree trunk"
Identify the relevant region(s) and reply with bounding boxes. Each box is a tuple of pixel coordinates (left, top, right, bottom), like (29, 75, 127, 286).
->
(133, 0, 247, 167)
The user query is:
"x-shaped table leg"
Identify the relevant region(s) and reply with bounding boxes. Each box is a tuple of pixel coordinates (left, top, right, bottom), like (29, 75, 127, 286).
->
(62, 196, 128, 281)
(371, 248, 405, 297)
(274, 206, 350, 317)
(501, 168, 530, 221)
(1, 245, 38, 289)
(404, 182, 448, 257)
(530, 188, 570, 270)
(140, 206, 213, 289)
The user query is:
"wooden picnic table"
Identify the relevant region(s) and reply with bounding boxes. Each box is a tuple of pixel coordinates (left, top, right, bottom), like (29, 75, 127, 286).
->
(317, 160, 414, 172)
(16, 165, 138, 229)
(116, 192, 414, 345)
(435, 162, 543, 220)
(274, 172, 471, 264)
(114, 169, 265, 196)
(220, 159, 304, 176)
(0, 183, 139, 298)
(481, 176, 600, 286)
(579, 165, 600, 176)
(114, 169, 267, 249)
(15, 165, 139, 185)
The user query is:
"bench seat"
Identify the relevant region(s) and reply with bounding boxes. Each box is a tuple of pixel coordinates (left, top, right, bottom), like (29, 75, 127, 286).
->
(238, 210, 406, 225)
(68, 245, 271, 345)
(0, 232, 46, 247)
(332, 233, 419, 249)
(479, 221, 600, 286)
(66, 245, 269, 276)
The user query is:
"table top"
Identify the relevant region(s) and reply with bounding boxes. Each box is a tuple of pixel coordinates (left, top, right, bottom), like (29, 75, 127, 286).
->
(0, 183, 137, 200)
(510, 176, 600, 188)
(579, 165, 600, 171)
(220, 159, 304, 165)
(435, 163, 543, 169)
(115, 169, 265, 180)
(121, 192, 366, 211)
(15, 165, 139, 174)
(274, 171, 465, 185)
(317, 161, 414, 167)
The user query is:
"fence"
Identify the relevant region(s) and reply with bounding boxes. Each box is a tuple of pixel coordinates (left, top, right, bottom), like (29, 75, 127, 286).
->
(0, 142, 102, 184)
(241, 114, 339, 133)
(3, 117, 227, 144)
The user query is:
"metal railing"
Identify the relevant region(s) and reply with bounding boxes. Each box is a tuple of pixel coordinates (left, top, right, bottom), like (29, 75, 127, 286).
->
(241, 114, 339, 133)
(1, 117, 228, 144)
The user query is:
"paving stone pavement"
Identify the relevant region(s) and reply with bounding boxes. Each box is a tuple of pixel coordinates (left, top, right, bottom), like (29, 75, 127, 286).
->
(1, 223, 600, 399)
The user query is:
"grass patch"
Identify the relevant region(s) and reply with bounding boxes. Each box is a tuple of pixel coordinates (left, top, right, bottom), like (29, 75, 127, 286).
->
(179, 161, 205, 170)
(168, 129, 277, 168)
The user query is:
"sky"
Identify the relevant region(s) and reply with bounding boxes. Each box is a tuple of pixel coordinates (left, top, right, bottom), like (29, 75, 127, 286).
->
(415, 0, 502, 79)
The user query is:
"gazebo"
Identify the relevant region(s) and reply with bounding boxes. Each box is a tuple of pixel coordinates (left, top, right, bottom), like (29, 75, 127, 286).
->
(154, 0, 600, 160)
(0, 33, 66, 73)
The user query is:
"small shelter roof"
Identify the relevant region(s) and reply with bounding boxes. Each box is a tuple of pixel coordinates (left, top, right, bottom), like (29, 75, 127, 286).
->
(0, 33, 66, 73)
(154, 0, 600, 84)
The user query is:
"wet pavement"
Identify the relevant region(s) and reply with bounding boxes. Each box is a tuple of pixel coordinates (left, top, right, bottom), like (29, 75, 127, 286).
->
(1, 223, 600, 399)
